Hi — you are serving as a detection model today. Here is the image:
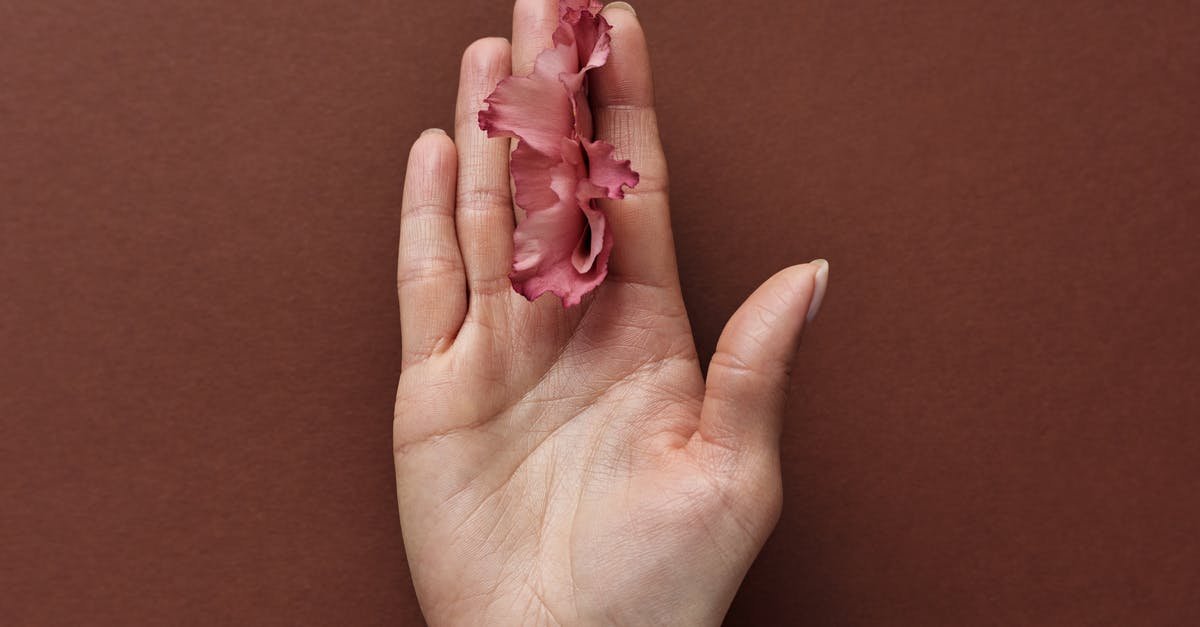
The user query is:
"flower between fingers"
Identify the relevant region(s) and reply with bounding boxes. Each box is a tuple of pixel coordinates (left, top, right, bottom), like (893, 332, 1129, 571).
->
(479, 0, 639, 307)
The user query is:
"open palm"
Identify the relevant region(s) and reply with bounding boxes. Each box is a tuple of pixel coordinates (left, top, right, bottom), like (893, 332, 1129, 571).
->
(393, 2, 828, 625)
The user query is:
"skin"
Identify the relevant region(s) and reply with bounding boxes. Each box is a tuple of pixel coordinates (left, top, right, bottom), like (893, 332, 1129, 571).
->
(394, 1, 829, 624)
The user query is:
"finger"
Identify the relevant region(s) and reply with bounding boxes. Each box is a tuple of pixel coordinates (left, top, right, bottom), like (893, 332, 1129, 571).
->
(508, 0, 559, 229)
(701, 261, 830, 451)
(455, 38, 516, 299)
(512, 0, 558, 76)
(591, 4, 676, 288)
(398, 130, 467, 367)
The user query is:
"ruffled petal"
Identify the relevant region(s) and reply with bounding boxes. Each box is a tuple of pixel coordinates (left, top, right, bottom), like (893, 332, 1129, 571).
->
(512, 208, 612, 308)
(581, 138, 640, 199)
(560, 0, 604, 21)
(563, 7, 611, 72)
(509, 142, 568, 216)
(557, 9, 612, 141)
(478, 44, 577, 156)
(572, 201, 608, 275)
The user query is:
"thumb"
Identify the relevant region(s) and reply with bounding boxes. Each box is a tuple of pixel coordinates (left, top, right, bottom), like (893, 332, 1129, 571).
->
(700, 260, 829, 451)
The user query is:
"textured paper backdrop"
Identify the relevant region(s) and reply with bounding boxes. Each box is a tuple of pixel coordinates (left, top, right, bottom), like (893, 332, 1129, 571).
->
(2, 1, 1198, 624)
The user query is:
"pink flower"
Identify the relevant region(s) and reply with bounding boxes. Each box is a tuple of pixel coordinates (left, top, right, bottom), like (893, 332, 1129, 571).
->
(479, 0, 639, 307)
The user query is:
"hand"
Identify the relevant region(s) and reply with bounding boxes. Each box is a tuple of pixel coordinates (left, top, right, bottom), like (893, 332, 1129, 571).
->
(393, 2, 829, 625)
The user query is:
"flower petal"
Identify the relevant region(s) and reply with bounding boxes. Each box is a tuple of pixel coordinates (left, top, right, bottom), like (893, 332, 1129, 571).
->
(572, 201, 608, 274)
(557, 9, 612, 141)
(511, 213, 612, 308)
(478, 44, 577, 156)
(559, 0, 605, 21)
(581, 138, 640, 199)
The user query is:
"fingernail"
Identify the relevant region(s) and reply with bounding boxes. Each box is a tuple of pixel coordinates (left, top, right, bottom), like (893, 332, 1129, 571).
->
(806, 259, 829, 322)
(420, 128, 447, 137)
(605, 2, 636, 15)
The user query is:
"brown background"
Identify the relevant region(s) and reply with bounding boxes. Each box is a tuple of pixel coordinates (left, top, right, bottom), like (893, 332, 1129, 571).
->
(2, 0, 1198, 625)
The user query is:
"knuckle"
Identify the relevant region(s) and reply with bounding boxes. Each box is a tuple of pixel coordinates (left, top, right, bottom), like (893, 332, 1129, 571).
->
(468, 274, 514, 297)
(402, 198, 452, 220)
(709, 349, 758, 377)
(456, 186, 512, 215)
(397, 260, 461, 291)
